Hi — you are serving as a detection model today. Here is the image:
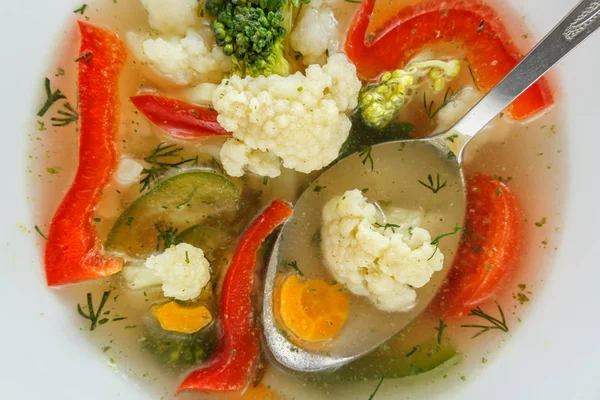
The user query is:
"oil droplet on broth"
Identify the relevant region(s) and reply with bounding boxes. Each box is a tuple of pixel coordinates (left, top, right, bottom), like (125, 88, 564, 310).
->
(275, 141, 466, 356)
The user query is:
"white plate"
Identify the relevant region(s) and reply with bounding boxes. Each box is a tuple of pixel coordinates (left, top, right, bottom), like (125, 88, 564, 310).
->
(0, 0, 599, 399)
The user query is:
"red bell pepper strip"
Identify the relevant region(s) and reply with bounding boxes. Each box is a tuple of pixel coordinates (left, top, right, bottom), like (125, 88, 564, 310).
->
(44, 21, 126, 286)
(432, 173, 524, 318)
(345, 0, 553, 120)
(131, 94, 230, 139)
(178, 200, 293, 393)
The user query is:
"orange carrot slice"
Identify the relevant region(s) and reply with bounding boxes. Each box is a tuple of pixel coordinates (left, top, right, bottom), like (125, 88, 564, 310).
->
(152, 301, 212, 334)
(279, 275, 350, 342)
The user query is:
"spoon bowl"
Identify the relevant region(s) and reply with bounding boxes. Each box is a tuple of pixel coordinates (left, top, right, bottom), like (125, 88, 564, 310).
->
(263, 138, 465, 371)
(263, 0, 600, 373)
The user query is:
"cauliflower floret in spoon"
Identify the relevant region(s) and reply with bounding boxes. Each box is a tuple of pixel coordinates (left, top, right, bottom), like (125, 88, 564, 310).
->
(320, 189, 444, 312)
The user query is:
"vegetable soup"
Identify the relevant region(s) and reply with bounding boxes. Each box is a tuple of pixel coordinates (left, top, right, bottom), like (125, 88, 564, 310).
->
(28, 0, 565, 398)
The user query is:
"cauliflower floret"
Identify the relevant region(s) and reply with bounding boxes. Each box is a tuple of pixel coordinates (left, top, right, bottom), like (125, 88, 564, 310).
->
(128, 28, 232, 86)
(121, 265, 163, 290)
(291, 4, 339, 65)
(435, 86, 481, 133)
(214, 53, 361, 176)
(321, 190, 444, 312)
(140, 0, 199, 36)
(185, 82, 219, 106)
(144, 243, 211, 301)
(115, 157, 144, 186)
(220, 138, 282, 177)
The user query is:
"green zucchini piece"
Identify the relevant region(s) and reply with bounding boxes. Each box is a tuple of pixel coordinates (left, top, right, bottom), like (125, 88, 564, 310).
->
(307, 338, 457, 383)
(175, 225, 232, 265)
(105, 171, 240, 258)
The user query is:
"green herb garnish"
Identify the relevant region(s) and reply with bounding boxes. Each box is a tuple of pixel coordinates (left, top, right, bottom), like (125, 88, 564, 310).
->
(373, 222, 401, 233)
(185, 251, 190, 264)
(418, 173, 448, 194)
(211, 157, 224, 173)
(156, 224, 178, 251)
(77, 291, 111, 331)
(38, 78, 66, 117)
(434, 318, 447, 344)
(461, 301, 509, 338)
(75, 52, 94, 64)
(139, 143, 199, 192)
(535, 217, 547, 227)
(359, 145, 374, 171)
(468, 64, 480, 91)
(405, 345, 420, 358)
(428, 223, 464, 260)
(73, 4, 88, 14)
(424, 87, 463, 120)
(445, 133, 459, 143)
(51, 103, 79, 127)
(34, 225, 48, 241)
(286, 260, 303, 276)
(368, 376, 385, 400)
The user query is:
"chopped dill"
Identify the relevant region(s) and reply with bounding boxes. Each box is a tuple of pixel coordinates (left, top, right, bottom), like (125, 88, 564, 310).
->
(139, 143, 199, 192)
(445, 133, 459, 143)
(434, 318, 447, 344)
(359, 145, 374, 171)
(288, 260, 303, 276)
(311, 229, 322, 247)
(156, 224, 179, 251)
(424, 87, 463, 120)
(368, 376, 385, 400)
(38, 78, 66, 117)
(428, 223, 464, 260)
(75, 51, 94, 64)
(418, 173, 448, 194)
(34, 225, 48, 241)
(211, 157, 224, 173)
(73, 4, 88, 14)
(461, 301, 509, 338)
(185, 251, 190, 264)
(535, 217, 547, 227)
(468, 64, 481, 91)
(77, 291, 112, 331)
(313, 185, 326, 193)
(405, 345, 420, 357)
(51, 103, 79, 127)
(263, 176, 269, 185)
(373, 222, 401, 233)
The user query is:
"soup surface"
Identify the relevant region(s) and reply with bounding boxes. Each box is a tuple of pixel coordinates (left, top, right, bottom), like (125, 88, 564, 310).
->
(28, 0, 565, 398)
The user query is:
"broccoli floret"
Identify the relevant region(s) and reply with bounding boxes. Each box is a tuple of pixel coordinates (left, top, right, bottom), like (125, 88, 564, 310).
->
(141, 311, 217, 367)
(358, 60, 461, 129)
(142, 325, 216, 366)
(208, 0, 308, 77)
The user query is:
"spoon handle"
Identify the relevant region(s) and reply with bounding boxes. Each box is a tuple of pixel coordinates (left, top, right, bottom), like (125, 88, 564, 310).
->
(453, 0, 600, 139)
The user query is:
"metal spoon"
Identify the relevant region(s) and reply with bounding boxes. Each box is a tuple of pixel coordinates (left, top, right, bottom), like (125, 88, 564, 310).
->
(263, 0, 600, 373)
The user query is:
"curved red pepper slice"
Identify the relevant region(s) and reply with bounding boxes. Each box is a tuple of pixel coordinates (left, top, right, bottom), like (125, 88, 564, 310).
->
(131, 94, 230, 139)
(432, 173, 524, 318)
(345, 0, 553, 120)
(44, 21, 126, 286)
(178, 200, 293, 393)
